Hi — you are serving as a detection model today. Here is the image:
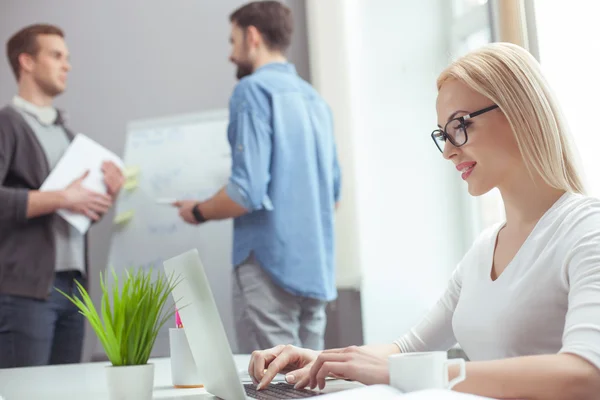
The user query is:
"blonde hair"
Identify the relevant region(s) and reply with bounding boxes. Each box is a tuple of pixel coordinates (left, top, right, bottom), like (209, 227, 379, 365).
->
(437, 42, 585, 194)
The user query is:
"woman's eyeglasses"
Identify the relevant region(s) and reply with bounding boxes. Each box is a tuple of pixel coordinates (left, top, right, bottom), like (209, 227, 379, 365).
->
(431, 104, 499, 153)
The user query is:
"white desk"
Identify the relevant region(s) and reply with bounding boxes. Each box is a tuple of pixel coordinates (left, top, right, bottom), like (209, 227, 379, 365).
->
(0, 356, 245, 400)
(0, 356, 489, 400)
(0, 355, 361, 400)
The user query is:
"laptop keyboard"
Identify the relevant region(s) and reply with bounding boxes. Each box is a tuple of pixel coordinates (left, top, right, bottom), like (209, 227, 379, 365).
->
(244, 383, 323, 399)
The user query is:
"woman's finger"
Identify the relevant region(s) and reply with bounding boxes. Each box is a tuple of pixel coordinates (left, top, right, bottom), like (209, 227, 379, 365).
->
(309, 353, 349, 390)
(293, 373, 311, 390)
(259, 345, 297, 390)
(315, 361, 347, 390)
(249, 345, 285, 387)
(321, 347, 345, 354)
(285, 365, 311, 387)
(248, 351, 261, 385)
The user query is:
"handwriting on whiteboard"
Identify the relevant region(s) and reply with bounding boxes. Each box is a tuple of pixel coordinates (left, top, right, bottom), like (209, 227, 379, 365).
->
(147, 222, 179, 235)
(130, 128, 185, 150)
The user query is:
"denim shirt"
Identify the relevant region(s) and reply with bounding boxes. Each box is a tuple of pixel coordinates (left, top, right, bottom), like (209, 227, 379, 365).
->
(225, 62, 341, 301)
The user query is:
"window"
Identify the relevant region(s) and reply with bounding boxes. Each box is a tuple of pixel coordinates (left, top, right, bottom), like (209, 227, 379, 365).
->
(448, 0, 503, 241)
(453, 0, 490, 17)
(534, 1, 600, 198)
(455, 1, 600, 239)
(449, 0, 492, 58)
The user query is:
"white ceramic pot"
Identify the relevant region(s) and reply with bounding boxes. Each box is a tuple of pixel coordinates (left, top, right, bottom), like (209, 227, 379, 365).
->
(105, 363, 155, 400)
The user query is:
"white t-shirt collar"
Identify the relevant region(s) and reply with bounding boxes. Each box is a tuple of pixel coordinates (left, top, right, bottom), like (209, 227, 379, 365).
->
(12, 96, 59, 126)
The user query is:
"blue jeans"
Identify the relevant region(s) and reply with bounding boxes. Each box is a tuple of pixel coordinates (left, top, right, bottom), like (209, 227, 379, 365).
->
(0, 271, 86, 368)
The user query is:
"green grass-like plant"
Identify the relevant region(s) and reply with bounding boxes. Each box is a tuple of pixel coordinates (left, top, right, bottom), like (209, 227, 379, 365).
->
(59, 268, 179, 366)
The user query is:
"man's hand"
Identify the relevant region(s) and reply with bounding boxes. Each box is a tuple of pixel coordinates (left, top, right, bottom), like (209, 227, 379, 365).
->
(174, 200, 201, 225)
(102, 161, 125, 198)
(248, 345, 319, 390)
(62, 171, 113, 221)
(306, 346, 389, 390)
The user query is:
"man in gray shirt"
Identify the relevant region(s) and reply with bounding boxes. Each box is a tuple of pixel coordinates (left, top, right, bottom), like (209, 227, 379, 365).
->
(0, 24, 124, 368)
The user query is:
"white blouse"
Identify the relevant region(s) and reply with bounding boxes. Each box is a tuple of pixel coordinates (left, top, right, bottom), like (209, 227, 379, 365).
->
(395, 192, 600, 370)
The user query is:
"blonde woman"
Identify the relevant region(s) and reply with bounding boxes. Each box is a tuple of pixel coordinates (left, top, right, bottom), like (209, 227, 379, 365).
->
(245, 43, 600, 399)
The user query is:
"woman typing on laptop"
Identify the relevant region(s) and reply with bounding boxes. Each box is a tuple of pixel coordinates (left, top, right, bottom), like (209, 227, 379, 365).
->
(247, 43, 600, 399)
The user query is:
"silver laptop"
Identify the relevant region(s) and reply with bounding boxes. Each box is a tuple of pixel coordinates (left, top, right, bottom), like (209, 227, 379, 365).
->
(163, 249, 330, 399)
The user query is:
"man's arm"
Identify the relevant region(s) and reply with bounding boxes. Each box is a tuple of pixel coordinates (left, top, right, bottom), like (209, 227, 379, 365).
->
(332, 139, 342, 205)
(0, 120, 69, 221)
(26, 190, 67, 219)
(175, 187, 248, 224)
(0, 120, 28, 223)
(26, 166, 120, 221)
(176, 87, 273, 224)
(1, 175, 113, 222)
(197, 186, 247, 220)
(0, 117, 119, 222)
(24, 170, 113, 221)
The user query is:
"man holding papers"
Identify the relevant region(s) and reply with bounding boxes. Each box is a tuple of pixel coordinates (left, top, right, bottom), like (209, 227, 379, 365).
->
(175, 1, 341, 354)
(0, 24, 124, 368)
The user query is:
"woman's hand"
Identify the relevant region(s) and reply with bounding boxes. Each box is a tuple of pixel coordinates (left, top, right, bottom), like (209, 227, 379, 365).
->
(248, 344, 319, 390)
(304, 346, 390, 390)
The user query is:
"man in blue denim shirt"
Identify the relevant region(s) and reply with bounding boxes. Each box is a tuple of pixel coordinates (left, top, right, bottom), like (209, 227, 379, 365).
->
(175, 1, 341, 352)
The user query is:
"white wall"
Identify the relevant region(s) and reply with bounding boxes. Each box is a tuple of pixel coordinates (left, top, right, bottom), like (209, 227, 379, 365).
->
(307, 0, 468, 345)
(356, 0, 466, 344)
(305, 0, 363, 289)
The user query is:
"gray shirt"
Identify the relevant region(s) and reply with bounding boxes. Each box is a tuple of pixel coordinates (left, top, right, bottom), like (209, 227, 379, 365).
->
(11, 97, 85, 275)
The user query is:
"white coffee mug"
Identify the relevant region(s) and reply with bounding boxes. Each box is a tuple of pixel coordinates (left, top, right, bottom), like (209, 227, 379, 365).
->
(169, 328, 203, 388)
(388, 351, 466, 392)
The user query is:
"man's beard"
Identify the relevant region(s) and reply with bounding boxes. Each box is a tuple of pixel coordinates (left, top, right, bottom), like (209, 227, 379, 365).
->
(236, 62, 253, 80)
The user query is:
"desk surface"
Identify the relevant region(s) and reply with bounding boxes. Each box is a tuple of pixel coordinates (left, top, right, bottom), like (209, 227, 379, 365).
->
(0, 355, 250, 400)
(0, 355, 361, 400)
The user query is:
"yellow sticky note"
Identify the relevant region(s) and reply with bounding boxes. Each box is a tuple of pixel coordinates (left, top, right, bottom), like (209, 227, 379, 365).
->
(123, 165, 140, 179)
(123, 178, 138, 190)
(113, 210, 134, 225)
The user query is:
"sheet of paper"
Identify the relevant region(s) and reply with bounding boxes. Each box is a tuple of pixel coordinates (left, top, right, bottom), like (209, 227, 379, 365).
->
(40, 134, 124, 234)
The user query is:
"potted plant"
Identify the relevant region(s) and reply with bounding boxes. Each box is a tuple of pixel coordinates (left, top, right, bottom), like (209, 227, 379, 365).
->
(59, 268, 179, 400)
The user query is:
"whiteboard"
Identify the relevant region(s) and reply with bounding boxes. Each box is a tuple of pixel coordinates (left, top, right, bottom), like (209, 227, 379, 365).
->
(95, 110, 237, 358)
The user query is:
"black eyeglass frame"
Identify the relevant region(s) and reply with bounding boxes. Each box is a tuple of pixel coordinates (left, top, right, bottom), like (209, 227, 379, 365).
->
(431, 104, 499, 153)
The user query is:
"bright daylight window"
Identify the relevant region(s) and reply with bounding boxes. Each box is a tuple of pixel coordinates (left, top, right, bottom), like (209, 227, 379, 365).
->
(449, 0, 504, 238)
(534, 1, 600, 198)
(458, 1, 600, 236)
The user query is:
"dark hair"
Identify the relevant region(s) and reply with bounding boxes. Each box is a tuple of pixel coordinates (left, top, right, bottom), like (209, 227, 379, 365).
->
(6, 24, 64, 80)
(230, 1, 293, 53)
